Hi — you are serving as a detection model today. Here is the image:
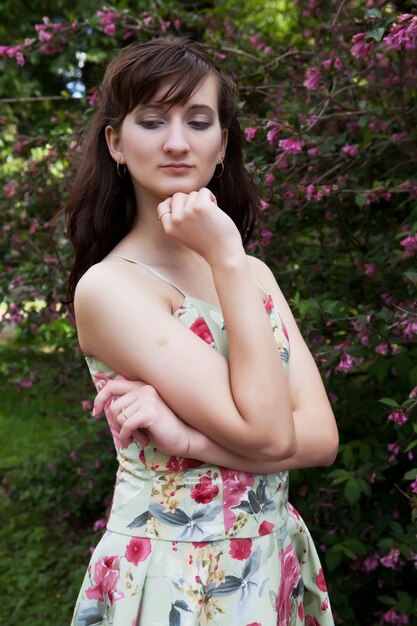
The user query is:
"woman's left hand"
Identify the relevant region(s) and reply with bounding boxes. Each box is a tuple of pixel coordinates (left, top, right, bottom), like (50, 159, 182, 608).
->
(94, 375, 192, 454)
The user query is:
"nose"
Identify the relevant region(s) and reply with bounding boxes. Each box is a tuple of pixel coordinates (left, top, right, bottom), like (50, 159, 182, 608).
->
(163, 119, 190, 154)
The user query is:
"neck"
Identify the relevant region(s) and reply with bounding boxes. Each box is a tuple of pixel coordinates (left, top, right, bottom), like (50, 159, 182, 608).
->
(113, 193, 197, 268)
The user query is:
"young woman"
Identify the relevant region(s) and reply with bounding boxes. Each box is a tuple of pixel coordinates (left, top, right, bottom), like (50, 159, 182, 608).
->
(67, 36, 338, 626)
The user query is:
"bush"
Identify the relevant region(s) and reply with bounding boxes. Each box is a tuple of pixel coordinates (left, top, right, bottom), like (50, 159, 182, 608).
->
(1, 1, 416, 623)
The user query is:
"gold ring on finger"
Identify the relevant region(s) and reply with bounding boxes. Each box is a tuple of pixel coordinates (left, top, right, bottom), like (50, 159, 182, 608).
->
(157, 210, 172, 223)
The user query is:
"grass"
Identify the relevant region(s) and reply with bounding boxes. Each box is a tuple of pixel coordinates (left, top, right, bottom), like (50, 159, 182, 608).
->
(0, 340, 113, 625)
(0, 342, 91, 468)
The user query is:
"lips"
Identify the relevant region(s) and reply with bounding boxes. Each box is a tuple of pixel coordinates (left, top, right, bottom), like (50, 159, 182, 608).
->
(161, 163, 193, 169)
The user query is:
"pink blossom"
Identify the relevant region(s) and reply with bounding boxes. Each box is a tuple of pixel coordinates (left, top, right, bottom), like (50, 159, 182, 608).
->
(3, 181, 16, 198)
(364, 263, 376, 277)
(264, 172, 274, 186)
(381, 608, 409, 624)
(259, 199, 269, 210)
(362, 553, 379, 572)
(385, 16, 417, 52)
(400, 233, 417, 258)
(81, 399, 93, 412)
(308, 147, 320, 157)
(260, 229, 273, 246)
(38, 30, 53, 43)
(97, 9, 117, 26)
(104, 23, 116, 36)
(380, 548, 400, 569)
(375, 343, 388, 355)
(351, 32, 375, 59)
(387, 410, 408, 426)
(409, 386, 417, 399)
(244, 127, 258, 142)
(266, 121, 281, 146)
(16, 51, 25, 65)
(93, 518, 107, 532)
(336, 353, 364, 373)
(387, 442, 400, 462)
(410, 478, 417, 494)
(303, 66, 321, 90)
(279, 138, 302, 154)
(342, 144, 359, 157)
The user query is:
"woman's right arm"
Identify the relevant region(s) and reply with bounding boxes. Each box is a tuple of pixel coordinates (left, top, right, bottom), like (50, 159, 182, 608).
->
(75, 189, 295, 462)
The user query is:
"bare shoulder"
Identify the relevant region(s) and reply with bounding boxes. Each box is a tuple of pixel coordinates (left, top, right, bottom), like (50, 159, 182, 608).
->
(74, 259, 165, 313)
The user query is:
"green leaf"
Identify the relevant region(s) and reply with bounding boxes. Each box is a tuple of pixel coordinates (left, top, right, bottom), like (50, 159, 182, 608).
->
(378, 397, 399, 408)
(377, 595, 396, 607)
(365, 8, 382, 18)
(343, 538, 367, 556)
(403, 468, 417, 480)
(345, 479, 361, 505)
(325, 548, 342, 571)
(355, 194, 366, 208)
(366, 27, 385, 42)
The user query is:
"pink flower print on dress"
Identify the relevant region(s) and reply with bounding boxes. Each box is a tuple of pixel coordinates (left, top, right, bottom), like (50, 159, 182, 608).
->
(85, 555, 122, 605)
(316, 568, 328, 592)
(264, 295, 274, 315)
(306, 617, 321, 626)
(190, 475, 219, 504)
(258, 520, 275, 536)
(229, 538, 252, 560)
(220, 469, 254, 532)
(276, 544, 302, 625)
(189, 316, 215, 344)
(125, 537, 152, 566)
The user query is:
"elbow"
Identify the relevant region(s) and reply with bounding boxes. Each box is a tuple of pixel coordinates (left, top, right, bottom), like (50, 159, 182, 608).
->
(260, 433, 297, 462)
(321, 429, 339, 466)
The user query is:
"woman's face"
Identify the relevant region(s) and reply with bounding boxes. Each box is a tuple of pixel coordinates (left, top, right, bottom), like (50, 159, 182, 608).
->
(106, 74, 228, 207)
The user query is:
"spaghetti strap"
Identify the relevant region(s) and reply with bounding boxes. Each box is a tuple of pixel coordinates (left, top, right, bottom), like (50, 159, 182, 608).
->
(109, 253, 187, 297)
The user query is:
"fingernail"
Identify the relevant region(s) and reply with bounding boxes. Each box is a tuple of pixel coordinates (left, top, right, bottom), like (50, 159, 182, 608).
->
(92, 407, 96, 417)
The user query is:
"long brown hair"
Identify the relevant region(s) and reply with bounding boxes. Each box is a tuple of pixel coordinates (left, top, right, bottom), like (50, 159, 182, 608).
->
(65, 37, 258, 305)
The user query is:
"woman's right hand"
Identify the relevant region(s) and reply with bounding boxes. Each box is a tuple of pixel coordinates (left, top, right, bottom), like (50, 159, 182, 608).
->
(94, 376, 192, 455)
(157, 188, 243, 265)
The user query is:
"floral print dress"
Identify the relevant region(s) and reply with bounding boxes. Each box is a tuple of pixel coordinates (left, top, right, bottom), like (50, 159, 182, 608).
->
(71, 259, 334, 626)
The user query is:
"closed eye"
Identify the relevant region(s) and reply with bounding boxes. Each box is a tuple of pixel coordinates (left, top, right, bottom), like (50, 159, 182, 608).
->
(188, 121, 212, 130)
(138, 119, 164, 129)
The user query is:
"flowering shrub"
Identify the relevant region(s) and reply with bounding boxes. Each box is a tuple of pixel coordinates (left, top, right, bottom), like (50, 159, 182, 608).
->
(1, 1, 416, 623)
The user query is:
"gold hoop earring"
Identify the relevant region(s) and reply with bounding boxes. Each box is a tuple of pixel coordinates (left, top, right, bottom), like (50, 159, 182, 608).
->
(213, 160, 224, 179)
(117, 161, 126, 178)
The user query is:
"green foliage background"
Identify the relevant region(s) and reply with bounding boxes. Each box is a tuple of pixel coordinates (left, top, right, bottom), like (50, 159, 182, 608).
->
(1, 1, 416, 624)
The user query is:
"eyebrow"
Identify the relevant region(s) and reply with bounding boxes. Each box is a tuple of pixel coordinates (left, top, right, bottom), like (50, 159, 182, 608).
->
(136, 103, 215, 115)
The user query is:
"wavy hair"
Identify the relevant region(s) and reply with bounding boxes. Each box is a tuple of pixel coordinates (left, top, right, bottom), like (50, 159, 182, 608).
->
(65, 37, 258, 304)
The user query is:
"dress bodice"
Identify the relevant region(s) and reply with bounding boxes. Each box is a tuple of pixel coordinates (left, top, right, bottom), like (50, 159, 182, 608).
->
(85, 289, 292, 541)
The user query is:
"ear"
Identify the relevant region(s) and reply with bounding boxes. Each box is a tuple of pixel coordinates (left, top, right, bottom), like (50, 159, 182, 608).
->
(105, 125, 124, 164)
(219, 128, 228, 162)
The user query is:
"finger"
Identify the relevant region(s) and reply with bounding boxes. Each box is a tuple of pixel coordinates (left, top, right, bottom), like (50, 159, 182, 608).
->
(157, 197, 172, 223)
(169, 192, 188, 222)
(119, 414, 148, 447)
(110, 391, 144, 419)
(132, 430, 149, 446)
(94, 380, 146, 416)
(183, 190, 198, 213)
(198, 187, 217, 205)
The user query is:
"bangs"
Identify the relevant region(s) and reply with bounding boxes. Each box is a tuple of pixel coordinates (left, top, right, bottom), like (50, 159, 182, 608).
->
(108, 44, 215, 117)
